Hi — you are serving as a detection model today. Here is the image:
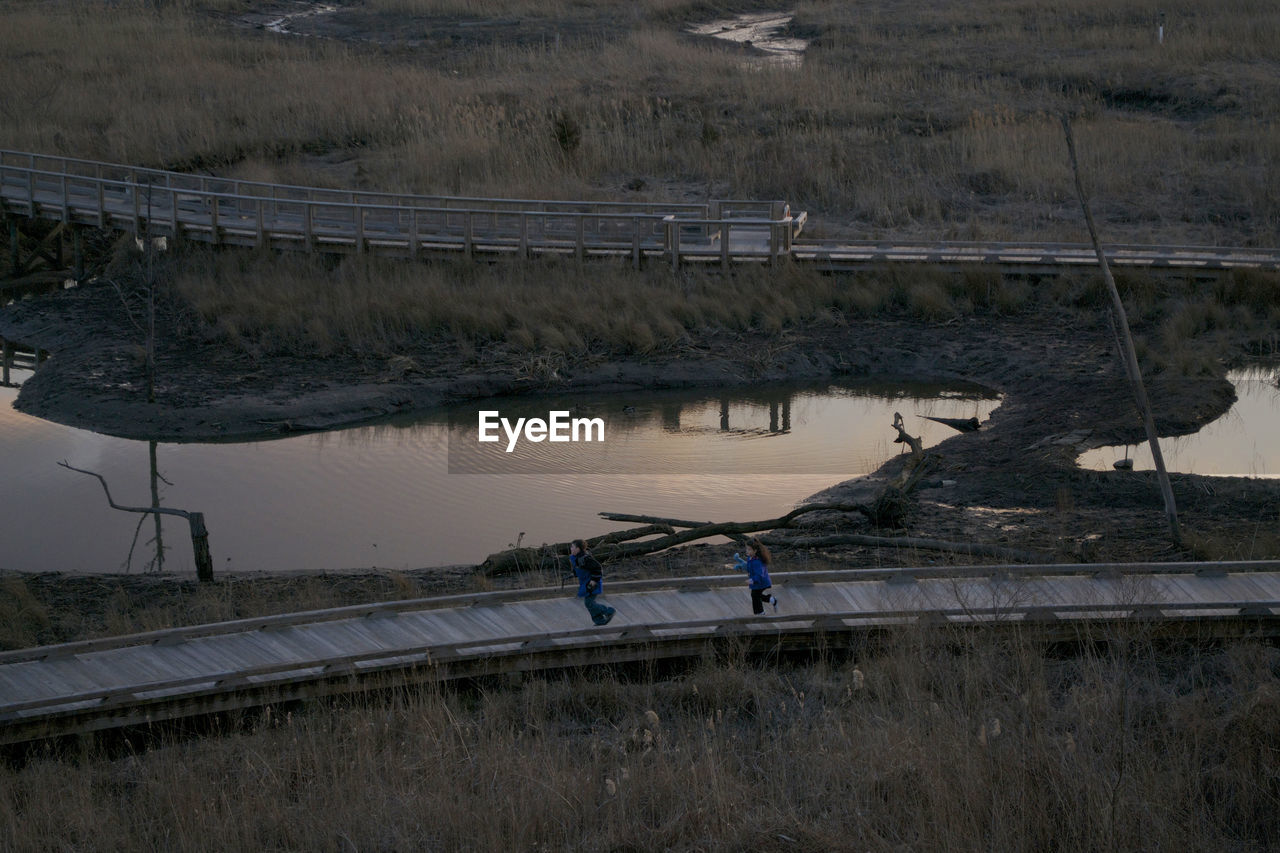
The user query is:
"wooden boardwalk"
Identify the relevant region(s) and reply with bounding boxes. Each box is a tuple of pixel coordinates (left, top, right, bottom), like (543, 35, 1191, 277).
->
(1, 150, 799, 270)
(3, 561, 1279, 747)
(6, 149, 1280, 275)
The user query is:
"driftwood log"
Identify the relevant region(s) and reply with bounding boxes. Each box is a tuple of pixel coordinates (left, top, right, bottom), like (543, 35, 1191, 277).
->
(478, 523, 674, 575)
(920, 415, 980, 433)
(477, 412, 1015, 575)
(758, 533, 1050, 564)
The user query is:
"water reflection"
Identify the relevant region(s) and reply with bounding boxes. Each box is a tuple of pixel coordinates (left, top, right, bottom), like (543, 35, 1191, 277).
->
(445, 381, 994, 474)
(1, 380, 997, 574)
(1077, 366, 1280, 478)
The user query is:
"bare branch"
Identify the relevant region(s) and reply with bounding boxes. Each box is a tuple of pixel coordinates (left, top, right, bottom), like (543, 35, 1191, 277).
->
(58, 460, 190, 519)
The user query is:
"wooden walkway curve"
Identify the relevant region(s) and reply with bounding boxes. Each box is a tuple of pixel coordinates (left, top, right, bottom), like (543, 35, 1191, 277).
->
(3, 560, 1279, 747)
(5, 149, 1280, 275)
(1, 150, 800, 271)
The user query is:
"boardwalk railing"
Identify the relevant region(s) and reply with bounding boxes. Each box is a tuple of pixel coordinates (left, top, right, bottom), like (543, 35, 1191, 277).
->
(3, 560, 1280, 746)
(792, 239, 1280, 274)
(0, 150, 801, 268)
(7, 149, 1280, 274)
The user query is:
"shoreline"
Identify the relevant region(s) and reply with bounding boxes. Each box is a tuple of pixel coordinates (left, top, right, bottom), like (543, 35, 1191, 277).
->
(2, 284, 1279, 658)
(3, 281, 1278, 590)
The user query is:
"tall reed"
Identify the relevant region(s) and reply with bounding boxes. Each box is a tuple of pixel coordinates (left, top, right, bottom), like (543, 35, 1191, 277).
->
(3, 625, 1277, 850)
(2, 0, 1278, 244)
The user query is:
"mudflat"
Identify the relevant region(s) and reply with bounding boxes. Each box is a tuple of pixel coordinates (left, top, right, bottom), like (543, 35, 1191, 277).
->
(2, 276, 1276, 604)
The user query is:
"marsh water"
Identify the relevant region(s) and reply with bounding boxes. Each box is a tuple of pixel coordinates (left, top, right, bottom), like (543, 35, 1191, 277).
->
(1077, 366, 1280, 477)
(686, 12, 807, 68)
(6, 365, 1275, 576)
(1, 379, 998, 575)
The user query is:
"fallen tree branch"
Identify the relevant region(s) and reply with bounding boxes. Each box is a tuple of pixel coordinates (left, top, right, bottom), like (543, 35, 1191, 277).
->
(479, 503, 875, 575)
(59, 460, 215, 581)
(892, 411, 924, 458)
(478, 416, 982, 575)
(589, 523, 675, 546)
(478, 524, 678, 575)
(758, 533, 1051, 564)
(920, 415, 980, 433)
(599, 513, 720, 529)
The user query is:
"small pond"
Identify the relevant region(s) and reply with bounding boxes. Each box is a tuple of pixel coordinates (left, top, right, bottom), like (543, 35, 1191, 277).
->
(1077, 365, 1280, 478)
(1, 379, 997, 575)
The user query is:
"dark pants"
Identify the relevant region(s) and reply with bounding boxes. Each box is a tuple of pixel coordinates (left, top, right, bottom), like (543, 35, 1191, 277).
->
(751, 587, 773, 615)
(584, 594, 612, 624)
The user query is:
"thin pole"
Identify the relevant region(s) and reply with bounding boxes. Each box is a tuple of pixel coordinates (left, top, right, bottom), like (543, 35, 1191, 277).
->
(1062, 116, 1181, 546)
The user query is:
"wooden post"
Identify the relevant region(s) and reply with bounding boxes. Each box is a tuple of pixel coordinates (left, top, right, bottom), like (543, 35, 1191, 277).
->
(189, 511, 213, 582)
(2, 338, 11, 385)
(667, 217, 680, 272)
(131, 179, 141, 234)
(1062, 116, 1181, 547)
(8, 219, 17, 276)
(72, 225, 84, 282)
(632, 216, 641, 270)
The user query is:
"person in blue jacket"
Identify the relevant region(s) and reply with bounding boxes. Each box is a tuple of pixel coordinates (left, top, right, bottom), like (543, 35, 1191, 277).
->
(570, 538, 616, 626)
(733, 537, 778, 615)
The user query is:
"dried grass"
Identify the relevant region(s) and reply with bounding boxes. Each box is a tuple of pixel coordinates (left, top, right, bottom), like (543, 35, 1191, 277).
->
(3, 623, 1278, 851)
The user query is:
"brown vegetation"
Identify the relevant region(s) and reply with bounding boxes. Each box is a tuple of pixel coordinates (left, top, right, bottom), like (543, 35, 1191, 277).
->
(2, 0, 1278, 246)
(3, 615, 1279, 851)
(4, 2, 1280, 847)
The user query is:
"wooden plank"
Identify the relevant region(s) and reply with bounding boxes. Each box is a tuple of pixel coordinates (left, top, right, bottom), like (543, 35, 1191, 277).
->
(5, 565, 1280, 741)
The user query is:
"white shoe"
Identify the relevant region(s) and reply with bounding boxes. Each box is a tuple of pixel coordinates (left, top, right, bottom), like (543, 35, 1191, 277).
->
(770, 596, 778, 612)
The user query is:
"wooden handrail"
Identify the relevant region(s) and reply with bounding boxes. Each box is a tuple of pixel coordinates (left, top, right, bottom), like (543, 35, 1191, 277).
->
(3, 561, 1277, 667)
(4, 595, 1277, 719)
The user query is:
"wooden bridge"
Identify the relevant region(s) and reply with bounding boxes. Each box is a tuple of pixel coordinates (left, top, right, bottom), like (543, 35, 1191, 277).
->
(1, 150, 800, 273)
(5, 149, 1280, 277)
(3, 560, 1279, 747)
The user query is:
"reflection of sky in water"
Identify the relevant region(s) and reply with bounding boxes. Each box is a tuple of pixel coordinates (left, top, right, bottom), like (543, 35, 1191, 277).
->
(686, 12, 807, 68)
(446, 384, 993, 474)
(1077, 367, 1280, 478)
(1, 380, 995, 575)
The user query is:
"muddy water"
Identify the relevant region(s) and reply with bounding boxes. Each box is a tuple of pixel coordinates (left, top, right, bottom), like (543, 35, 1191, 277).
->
(1, 380, 996, 575)
(1077, 366, 1280, 478)
(687, 12, 807, 68)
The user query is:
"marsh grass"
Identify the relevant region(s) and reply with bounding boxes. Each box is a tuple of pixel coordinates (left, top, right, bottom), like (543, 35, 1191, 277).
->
(167, 241, 1279, 382)
(2, 0, 1279, 244)
(0, 570, 454, 651)
(3, 623, 1278, 851)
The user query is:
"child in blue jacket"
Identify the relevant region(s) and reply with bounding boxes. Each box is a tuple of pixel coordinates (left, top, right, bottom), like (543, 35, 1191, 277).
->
(570, 539, 616, 626)
(733, 537, 778, 615)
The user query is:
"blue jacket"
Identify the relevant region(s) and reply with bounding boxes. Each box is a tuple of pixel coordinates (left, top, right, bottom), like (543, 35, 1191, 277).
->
(570, 552, 604, 597)
(735, 555, 772, 590)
